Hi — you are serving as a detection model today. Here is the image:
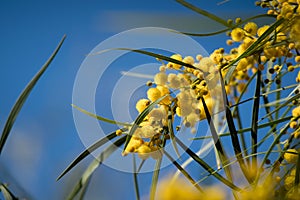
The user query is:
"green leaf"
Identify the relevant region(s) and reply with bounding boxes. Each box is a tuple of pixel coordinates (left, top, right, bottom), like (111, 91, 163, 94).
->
(175, 137, 241, 191)
(163, 149, 203, 192)
(192, 116, 292, 140)
(218, 71, 252, 183)
(175, 0, 230, 28)
(149, 157, 162, 200)
(57, 130, 124, 180)
(259, 93, 300, 122)
(250, 70, 261, 171)
(72, 104, 132, 127)
(66, 136, 126, 200)
(0, 35, 66, 154)
(179, 14, 275, 37)
(132, 154, 140, 200)
(93, 48, 198, 70)
(167, 106, 180, 159)
(0, 183, 18, 200)
(224, 18, 285, 83)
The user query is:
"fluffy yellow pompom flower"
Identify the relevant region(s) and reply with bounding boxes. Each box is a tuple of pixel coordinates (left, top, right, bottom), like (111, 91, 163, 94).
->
(122, 136, 143, 156)
(156, 176, 226, 200)
(236, 58, 248, 71)
(147, 87, 162, 102)
(284, 149, 299, 164)
(182, 56, 195, 65)
(231, 28, 245, 42)
(154, 72, 167, 85)
(292, 106, 300, 118)
(136, 99, 150, 113)
(136, 144, 152, 159)
(257, 25, 270, 37)
(244, 22, 258, 35)
(167, 54, 182, 70)
(284, 175, 295, 190)
(157, 85, 171, 105)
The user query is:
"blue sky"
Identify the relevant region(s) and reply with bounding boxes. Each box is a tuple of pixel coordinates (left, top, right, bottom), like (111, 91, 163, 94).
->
(0, 1, 264, 199)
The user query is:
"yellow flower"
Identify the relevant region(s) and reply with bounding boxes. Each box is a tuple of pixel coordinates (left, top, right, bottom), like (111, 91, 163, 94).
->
(157, 85, 171, 105)
(154, 72, 168, 85)
(147, 87, 162, 102)
(156, 176, 226, 200)
(182, 56, 195, 65)
(244, 22, 258, 35)
(168, 73, 181, 89)
(240, 178, 275, 200)
(257, 25, 270, 37)
(122, 136, 143, 156)
(116, 129, 123, 136)
(136, 144, 152, 159)
(290, 17, 300, 48)
(284, 175, 295, 190)
(292, 106, 300, 117)
(136, 99, 150, 113)
(290, 121, 298, 129)
(136, 125, 156, 138)
(167, 54, 183, 70)
(281, 2, 294, 18)
(236, 58, 248, 71)
(231, 27, 245, 42)
(284, 149, 299, 163)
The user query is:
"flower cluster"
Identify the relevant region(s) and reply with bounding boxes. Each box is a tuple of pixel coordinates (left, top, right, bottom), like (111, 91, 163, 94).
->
(119, 53, 222, 160)
(110, 1, 300, 199)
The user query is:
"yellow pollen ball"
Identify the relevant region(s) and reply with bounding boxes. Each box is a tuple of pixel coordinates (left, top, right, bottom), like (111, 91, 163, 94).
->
(231, 28, 245, 42)
(135, 99, 150, 113)
(292, 106, 300, 117)
(168, 54, 183, 70)
(147, 87, 162, 102)
(284, 149, 299, 163)
(257, 25, 270, 37)
(137, 144, 152, 159)
(244, 22, 258, 35)
(236, 58, 248, 71)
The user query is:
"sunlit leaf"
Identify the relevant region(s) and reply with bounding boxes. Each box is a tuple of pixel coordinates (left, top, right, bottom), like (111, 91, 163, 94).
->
(0, 35, 66, 154)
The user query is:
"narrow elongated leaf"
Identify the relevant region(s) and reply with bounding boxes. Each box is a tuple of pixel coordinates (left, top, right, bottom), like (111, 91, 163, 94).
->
(132, 154, 140, 200)
(167, 106, 180, 158)
(175, 0, 229, 27)
(175, 137, 241, 191)
(149, 156, 162, 200)
(251, 70, 261, 171)
(192, 115, 292, 140)
(163, 150, 203, 192)
(258, 122, 290, 179)
(179, 14, 275, 36)
(219, 71, 252, 183)
(57, 129, 125, 180)
(0, 35, 66, 154)
(66, 136, 126, 200)
(201, 97, 234, 185)
(259, 93, 300, 122)
(72, 104, 132, 127)
(93, 48, 198, 70)
(0, 183, 18, 200)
